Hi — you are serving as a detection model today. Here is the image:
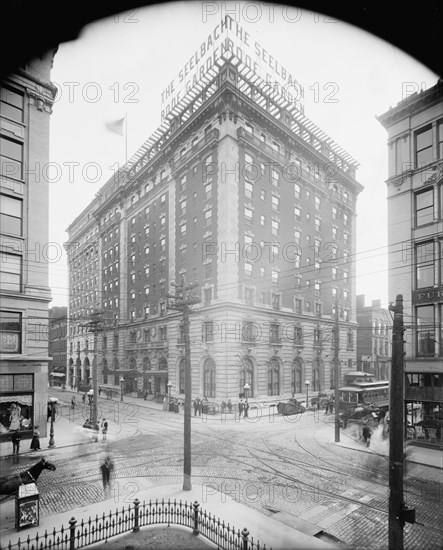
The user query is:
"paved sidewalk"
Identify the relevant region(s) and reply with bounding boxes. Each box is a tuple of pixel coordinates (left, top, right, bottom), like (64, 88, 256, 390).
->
(319, 416, 443, 469)
(0, 482, 339, 550)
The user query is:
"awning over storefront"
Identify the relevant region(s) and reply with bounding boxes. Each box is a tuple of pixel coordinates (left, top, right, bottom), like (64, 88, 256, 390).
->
(405, 361, 442, 373)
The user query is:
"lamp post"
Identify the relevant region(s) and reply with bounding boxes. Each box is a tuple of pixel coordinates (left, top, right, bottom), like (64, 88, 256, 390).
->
(243, 383, 250, 404)
(48, 397, 58, 448)
(243, 383, 250, 418)
(120, 377, 124, 402)
(305, 380, 310, 410)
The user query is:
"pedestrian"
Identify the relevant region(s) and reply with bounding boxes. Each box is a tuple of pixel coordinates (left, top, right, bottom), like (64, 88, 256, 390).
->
(82, 392, 86, 403)
(193, 398, 199, 416)
(238, 400, 244, 418)
(227, 399, 232, 413)
(362, 425, 372, 447)
(244, 402, 249, 418)
(144, 389, 148, 401)
(30, 425, 40, 451)
(101, 418, 108, 441)
(98, 387, 101, 397)
(198, 398, 202, 416)
(71, 396, 76, 410)
(100, 455, 114, 494)
(11, 429, 21, 455)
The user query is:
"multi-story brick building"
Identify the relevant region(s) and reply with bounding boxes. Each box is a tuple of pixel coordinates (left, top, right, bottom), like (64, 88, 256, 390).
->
(48, 306, 67, 386)
(0, 52, 57, 439)
(66, 19, 363, 403)
(356, 294, 391, 380)
(377, 78, 443, 444)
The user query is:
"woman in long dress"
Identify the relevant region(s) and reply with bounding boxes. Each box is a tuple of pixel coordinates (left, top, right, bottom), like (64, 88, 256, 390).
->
(9, 403, 21, 431)
(30, 426, 40, 450)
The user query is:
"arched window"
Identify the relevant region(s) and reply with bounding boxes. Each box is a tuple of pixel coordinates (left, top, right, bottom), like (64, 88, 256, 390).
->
(143, 357, 151, 371)
(102, 359, 108, 385)
(268, 358, 280, 396)
(291, 358, 303, 394)
(179, 358, 185, 393)
(203, 358, 216, 398)
(129, 356, 137, 370)
(158, 357, 168, 371)
(239, 357, 253, 397)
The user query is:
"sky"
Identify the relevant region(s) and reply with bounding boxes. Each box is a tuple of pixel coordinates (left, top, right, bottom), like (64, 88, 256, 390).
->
(47, 1, 439, 309)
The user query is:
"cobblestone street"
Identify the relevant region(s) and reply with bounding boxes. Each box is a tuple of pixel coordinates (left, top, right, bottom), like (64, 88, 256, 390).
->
(2, 401, 442, 549)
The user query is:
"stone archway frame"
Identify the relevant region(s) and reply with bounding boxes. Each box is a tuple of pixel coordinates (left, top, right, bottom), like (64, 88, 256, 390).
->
(291, 354, 305, 394)
(197, 354, 216, 399)
(265, 354, 283, 397)
(238, 354, 258, 399)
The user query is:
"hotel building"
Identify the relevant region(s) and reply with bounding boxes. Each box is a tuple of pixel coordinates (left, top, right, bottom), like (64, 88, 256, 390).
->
(65, 19, 363, 403)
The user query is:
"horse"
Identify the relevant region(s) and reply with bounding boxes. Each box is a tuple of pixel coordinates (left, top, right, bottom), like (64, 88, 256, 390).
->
(0, 457, 56, 496)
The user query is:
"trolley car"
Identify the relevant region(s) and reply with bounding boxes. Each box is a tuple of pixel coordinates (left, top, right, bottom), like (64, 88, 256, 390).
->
(338, 381, 389, 427)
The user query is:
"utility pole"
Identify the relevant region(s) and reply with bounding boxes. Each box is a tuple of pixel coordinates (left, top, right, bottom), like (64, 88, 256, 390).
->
(83, 309, 104, 430)
(333, 299, 340, 442)
(388, 294, 415, 549)
(167, 276, 200, 491)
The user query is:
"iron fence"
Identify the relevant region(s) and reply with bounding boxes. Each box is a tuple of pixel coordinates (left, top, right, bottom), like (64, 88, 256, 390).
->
(0, 498, 270, 550)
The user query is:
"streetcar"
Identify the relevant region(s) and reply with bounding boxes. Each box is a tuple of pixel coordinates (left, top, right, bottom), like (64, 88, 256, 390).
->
(338, 381, 389, 428)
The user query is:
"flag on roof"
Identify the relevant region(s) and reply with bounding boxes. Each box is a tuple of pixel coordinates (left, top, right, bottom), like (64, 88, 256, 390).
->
(105, 117, 125, 136)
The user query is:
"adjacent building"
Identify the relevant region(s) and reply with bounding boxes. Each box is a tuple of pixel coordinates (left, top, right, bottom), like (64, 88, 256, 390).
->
(0, 52, 57, 438)
(48, 306, 67, 386)
(65, 17, 363, 403)
(356, 294, 391, 380)
(377, 78, 443, 445)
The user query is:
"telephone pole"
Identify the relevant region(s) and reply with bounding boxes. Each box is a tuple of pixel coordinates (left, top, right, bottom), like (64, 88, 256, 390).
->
(333, 299, 340, 442)
(83, 309, 104, 430)
(167, 276, 200, 491)
(388, 294, 415, 549)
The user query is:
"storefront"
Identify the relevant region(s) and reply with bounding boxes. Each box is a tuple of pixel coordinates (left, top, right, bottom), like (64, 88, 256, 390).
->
(0, 374, 35, 441)
(405, 371, 443, 446)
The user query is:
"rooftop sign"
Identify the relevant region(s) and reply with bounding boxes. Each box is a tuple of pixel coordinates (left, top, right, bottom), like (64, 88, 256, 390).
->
(160, 15, 304, 121)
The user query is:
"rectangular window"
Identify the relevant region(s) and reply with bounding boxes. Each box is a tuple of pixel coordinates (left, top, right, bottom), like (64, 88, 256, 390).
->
(294, 298, 302, 314)
(438, 120, 443, 159)
(245, 207, 253, 223)
(260, 214, 265, 226)
(415, 188, 433, 226)
(204, 287, 212, 304)
(1, 87, 24, 123)
(416, 305, 435, 357)
(205, 209, 212, 227)
(416, 125, 433, 167)
(0, 136, 23, 180)
(315, 196, 320, 210)
(0, 194, 22, 236)
(416, 242, 434, 288)
(272, 219, 279, 236)
(270, 323, 280, 342)
(294, 183, 301, 199)
(272, 293, 280, 310)
(272, 270, 278, 284)
(204, 321, 214, 342)
(271, 169, 279, 186)
(0, 252, 22, 292)
(0, 311, 22, 353)
(272, 194, 279, 211)
(245, 181, 253, 199)
(205, 182, 212, 200)
(294, 207, 301, 222)
(244, 262, 252, 278)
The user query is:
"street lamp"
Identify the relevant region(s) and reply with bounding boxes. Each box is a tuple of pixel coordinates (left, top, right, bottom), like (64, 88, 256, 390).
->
(48, 397, 58, 447)
(305, 380, 310, 410)
(120, 377, 124, 402)
(243, 383, 250, 418)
